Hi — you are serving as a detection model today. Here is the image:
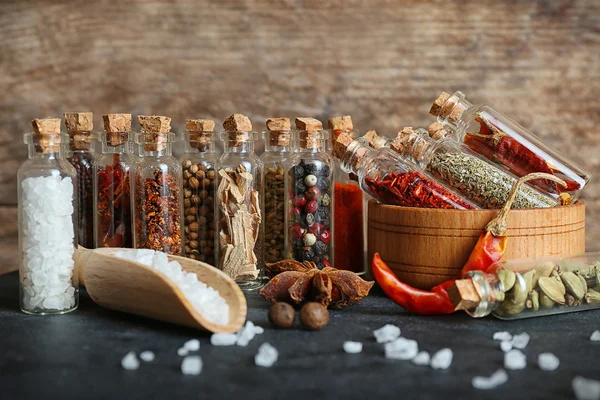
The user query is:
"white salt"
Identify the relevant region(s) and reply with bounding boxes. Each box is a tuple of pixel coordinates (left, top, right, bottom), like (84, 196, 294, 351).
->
(511, 332, 530, 349)
(430, 348, 453, 370)
(504, 349, 527, 370)
(384, 337, 418, 360)
(139, 351, 155, 362)
(236, 321, 263, 347)
(412, 351, 430, 366)
(343, 341, 363, 354)
(121, 351, 139, 370)
(590, 330, 600, 342)
(177, 347, 189, 356)
(538, 352, 559, 371)
(373, 324, 401, 343)
(181, 356, 202, 375)
(472, 369, 509, 390)
(255, 343, 278, 367)
(573, 376, 600, 400)
(115, 249, 229, 325)
(210, 333, 238, 346)
(184, 339, 200, 351)
(493, 331, 512, 341)
(500, 341, 513, 352)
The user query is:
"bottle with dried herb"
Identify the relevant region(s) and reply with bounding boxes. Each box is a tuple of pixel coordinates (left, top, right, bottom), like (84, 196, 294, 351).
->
(328, 116, 365, 274)
(132, 115, 183, 255)
(217, 114, 264, 290)
(18, 118, 78, 314)
(389, 127, 560, 209)
(429, 91, 590, 203)
(93, 114, 133, 248)
(64, 112, 95, 249)
(285, 117, 335, 269)
(180, 119, 218, 265)
(260, 118, 292, 264)
(449, 252, 600, 320)
(332, 132, 477, 210)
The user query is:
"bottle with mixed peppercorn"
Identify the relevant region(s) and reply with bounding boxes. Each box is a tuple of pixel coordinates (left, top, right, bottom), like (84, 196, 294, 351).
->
(180, 119, 218, 265)
(285, 117, 334, 269)
(131, 115, 183, 255)
(429, 91, 590, 203)
(261, 118, 293, 264)
(332, 132, 477, 210)
(64, 112, 95, 249)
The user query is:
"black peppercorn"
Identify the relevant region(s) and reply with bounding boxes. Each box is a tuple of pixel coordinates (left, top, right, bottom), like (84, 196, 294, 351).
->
(302, 248, 315, 260)
(294, 180, 307, 194)
(314, 241, 328, 255)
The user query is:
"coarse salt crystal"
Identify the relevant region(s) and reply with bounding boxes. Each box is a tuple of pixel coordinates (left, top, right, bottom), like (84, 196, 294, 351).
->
(181, 356, 202, 375)
(184, 339, 200, 351)
(210, 333, 238, 346)
(139, 351, 155, 362)
(538, 352, 559, 371)
(121, 351, 139, 370)
(236, 321, 263, 347)
(573, 376, 600, 400)
(493, 331, 512, 342)
(472, 369, 509, 390)
(177, 347, 189, 356)
(500, 341, 513, 352)
(511, 332, 530, 349)
(590, 331, 600, 342)
(504, 349, 527, 370)
(343, 341, 363, 354)
(374, 324, 401, 343)
(384, 337, 418, 360)
(255, 343, 278, 367)
(412, 351, 430, 366)
(430, 348, 453, 370)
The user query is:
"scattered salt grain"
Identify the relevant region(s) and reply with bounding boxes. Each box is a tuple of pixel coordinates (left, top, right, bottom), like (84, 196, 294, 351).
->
(139, 351, 155, 362)
(374, 324, 401, 343)
(511, 332, 530, 349)
(181, 356, 202, 375)
(472, 369, 509, 390)
(493, 331, 512, 342)
(504, 349, 527, 370)
(573, 376, 600, 400)
(184, 339, 200, 351)
(590, 331, 600, 342)
(384, 337, 418, 360)
(210, 333, 238, 346)
(343, 341, 363, 354)
(255, 343, 278, 367)
(431, 348, 453, 370)
(121, 351, 140, 370)
(412, 351, 430, 366)
(538, 352, 559, 371)
(177, 347, 189, 356)
(236, 321, 264, 347)
(500, 341, 513, 352)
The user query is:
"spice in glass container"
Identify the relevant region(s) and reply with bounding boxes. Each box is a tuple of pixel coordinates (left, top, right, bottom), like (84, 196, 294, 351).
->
(132, 115, 183, 255)
(94, 113, 133, 248)
(64, 112, 95, 248)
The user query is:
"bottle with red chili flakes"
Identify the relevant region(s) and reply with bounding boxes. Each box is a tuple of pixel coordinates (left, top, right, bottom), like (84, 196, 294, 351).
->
(64, 112, 96, 249)
(285, 117, 335, 269)
(429, 91, 590, 203)
(93, 114, 134, 248)
(132, 115, 183, 255)
(331, 132, 478, 210)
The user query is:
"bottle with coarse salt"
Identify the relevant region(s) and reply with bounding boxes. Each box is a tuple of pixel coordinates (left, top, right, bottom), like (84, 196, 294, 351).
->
(18, 118, 79, 314)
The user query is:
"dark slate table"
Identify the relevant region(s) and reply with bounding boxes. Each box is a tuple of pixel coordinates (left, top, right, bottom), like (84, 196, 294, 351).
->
(0, 272, 598, 400)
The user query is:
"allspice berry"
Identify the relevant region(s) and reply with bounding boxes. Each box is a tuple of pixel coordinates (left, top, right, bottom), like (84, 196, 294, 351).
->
(268, 302, 295, 329)
(299, 302, 329, 330)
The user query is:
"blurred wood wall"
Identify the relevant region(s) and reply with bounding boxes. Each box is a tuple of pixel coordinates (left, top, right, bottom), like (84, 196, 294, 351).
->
(1, 0, 599, 273)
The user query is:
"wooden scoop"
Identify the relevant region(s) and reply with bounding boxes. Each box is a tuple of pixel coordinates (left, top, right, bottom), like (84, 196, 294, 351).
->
(74, 247, 247, 333)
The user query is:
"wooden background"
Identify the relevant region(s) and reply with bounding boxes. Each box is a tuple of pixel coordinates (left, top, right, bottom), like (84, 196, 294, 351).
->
(1, 0, 599, 273)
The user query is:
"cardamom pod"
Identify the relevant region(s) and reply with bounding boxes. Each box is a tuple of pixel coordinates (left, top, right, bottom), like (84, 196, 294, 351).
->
(538, 277, 566, 305)
(499, 270, 534, 315)
(585, 289, 600, 304)
(540, 291, 556, 309)
(532, 262, 556, 288)
(498, 269, 516, 292)
(526, 290, 540, 312)
(561, 271, 586, 300)
(576, 271, 588, 294)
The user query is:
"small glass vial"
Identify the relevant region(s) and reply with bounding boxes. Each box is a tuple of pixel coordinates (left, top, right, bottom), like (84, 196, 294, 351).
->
(18, 118, 79, 314)
(132, 116, 183, 255)
(261, 118, 292, 264)
(180, 119, 218, 265)
(429, 91, 590, 202)
(285, 117, 334, 268)
(64, 112, 95, 248)
(217, 114, 264, 290)
(332, 132, 478, 209)
(449, 252, 600, 320)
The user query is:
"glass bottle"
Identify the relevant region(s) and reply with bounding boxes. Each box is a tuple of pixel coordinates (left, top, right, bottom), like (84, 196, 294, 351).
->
(216, 114, 264, 290)
(388, 127, 559, 209)
(18, 118, 79, 314)
(93, 114, 134, 248)
(285, 118, 335, 268)
(131, 116, 183, 255)
(450, 252, 600, 320)
(332, 133, 478, 210)
(180, 119, 218, 265)
(429, 91, 590, 202)
(64, 112, 95, 249)
(261, 118, 292, 264)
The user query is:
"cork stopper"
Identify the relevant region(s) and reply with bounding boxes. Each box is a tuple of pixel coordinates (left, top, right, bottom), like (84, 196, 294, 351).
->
(429, 92, 450, 117)
(137, 115, 172, 151)
(103, 113, 132, 146)
(266, 118, 291, 147)
(295, 117, 323, 132)
(64, 112, 93, 132)
(186, 119, 215, 132)
(185, 119, 215, 151)
(223, 113, 252, 132)
(447, 279, 482, 311)
(266, 117, 291, 131)
(362, 129, 388, 149)
(427, 122, 449, 140)
(327, 115, 353, 131)
(429, 91, 465, 124)
(32, 117, 62, 153)
(332, 132, 369, 172)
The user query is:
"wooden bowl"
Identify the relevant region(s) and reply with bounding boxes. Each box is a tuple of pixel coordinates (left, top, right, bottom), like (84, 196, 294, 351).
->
(367, 201, 585, 290)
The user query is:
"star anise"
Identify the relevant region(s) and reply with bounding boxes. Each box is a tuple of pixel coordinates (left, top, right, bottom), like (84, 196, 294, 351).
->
(259, 260, 374, 309)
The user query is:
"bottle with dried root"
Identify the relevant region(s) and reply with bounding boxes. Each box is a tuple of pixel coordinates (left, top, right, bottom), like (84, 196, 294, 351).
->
(429, 91, 590, 202)
(217, 114, 264, 290)
(261, 118, 292, 264)
(132, 116, 183, 255)
(285, 117, 335, 268)
(180, 119, 218, 265)
(449, 252, 600, 320)
(18, 118, 79, 314)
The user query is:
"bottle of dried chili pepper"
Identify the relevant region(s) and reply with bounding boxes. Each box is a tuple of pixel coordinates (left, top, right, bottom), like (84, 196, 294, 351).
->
(260, 118, 292, 264)
(132, 115, 183, 255)
(429, 91, 590, 203)
(285, 117, 335, 269)
(180, 119, 218, 265)
(331, 132, 478, 210)
(64, 112, 95, 249)
(93, 114, 134, 248)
